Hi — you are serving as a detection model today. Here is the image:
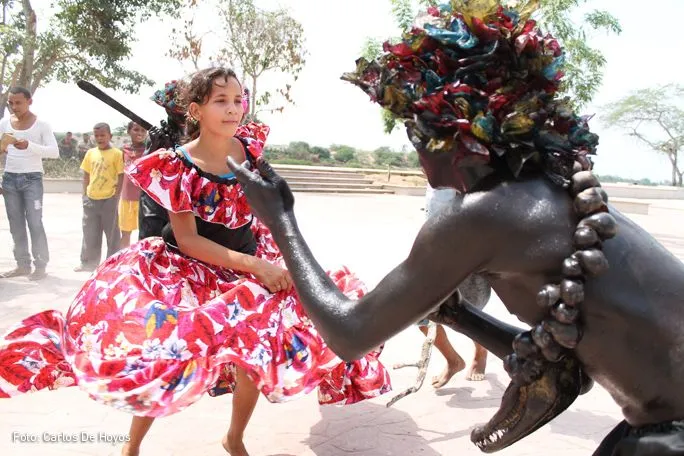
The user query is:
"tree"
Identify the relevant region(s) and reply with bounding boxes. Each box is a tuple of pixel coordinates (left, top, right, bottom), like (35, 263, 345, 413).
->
(0, 0, 182, 119)
(220, 0, 306, 118)
(602, 85, 684, 187)
(167, 0, 206, 72)
(263, 145, 283, 161)
(168, 0, 307, 119)
(373, 146, 405, 167)
(287, 141, 312, 160)
(534, 0, 621, 107)
(332, 145, 356, 163)
(113, 125, 127, 136)
(311, 146, 331, 160)
(407, 150, 420, 168)
(363, 0, 621, 133)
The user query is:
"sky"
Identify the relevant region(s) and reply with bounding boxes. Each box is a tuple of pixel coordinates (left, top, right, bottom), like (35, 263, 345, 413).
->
(23, 0, 684, 182)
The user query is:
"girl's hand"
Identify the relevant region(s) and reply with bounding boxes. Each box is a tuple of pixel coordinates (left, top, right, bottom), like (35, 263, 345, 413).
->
(253, 259, 293, 293)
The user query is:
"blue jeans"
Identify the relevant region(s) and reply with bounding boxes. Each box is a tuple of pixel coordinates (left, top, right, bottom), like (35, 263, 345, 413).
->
(2, 172, 49, 269)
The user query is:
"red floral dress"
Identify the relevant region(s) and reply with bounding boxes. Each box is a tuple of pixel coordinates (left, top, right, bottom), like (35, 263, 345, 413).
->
(0, 123, 391, 417)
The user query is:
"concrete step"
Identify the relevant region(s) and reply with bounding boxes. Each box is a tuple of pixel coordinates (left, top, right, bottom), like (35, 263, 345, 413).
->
(277, 175, 374, 185)
(290, 187, 394, 194)
(276, 170, 369, 180)
(286, 181, 380, 190)
(272, 165, 375, 175)
(271, 163, 423, 176)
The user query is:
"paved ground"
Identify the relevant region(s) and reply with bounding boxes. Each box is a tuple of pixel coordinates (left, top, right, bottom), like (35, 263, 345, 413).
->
(0, 193, 683, 456)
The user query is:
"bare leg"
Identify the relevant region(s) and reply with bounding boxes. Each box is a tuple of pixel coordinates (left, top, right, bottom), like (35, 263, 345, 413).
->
(466, 342, 488, 381)
(222, 367, 259, 456)
(420, 325, 466, 388)
(120, 231, 132, 249)
(121, 416, 154, 456)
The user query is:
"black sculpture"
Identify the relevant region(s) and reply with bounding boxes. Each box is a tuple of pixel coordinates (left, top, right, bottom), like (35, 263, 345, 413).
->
(228, 2, 684, 454)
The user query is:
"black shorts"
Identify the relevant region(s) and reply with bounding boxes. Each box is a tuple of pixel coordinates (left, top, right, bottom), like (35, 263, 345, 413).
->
(593, 420, 684, 455)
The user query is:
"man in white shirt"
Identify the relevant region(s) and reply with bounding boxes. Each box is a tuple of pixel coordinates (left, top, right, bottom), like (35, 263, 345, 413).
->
(0, 87, 59, 280)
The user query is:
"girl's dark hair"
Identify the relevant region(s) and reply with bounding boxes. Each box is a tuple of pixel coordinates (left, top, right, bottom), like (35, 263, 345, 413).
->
(180, 67, 240, 141)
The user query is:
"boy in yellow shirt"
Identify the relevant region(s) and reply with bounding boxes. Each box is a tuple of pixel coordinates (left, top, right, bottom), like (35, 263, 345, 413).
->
(74, 123, 124, 272)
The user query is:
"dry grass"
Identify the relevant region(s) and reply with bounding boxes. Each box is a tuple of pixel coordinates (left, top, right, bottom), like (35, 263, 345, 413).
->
(366, 173, 427, 187)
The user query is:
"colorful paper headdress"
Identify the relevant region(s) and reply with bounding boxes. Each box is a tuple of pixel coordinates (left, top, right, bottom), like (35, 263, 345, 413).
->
(342, 0, 599, 182)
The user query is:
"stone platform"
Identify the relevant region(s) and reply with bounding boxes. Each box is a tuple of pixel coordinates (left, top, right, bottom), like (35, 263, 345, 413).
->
(0, 193, 682, 455)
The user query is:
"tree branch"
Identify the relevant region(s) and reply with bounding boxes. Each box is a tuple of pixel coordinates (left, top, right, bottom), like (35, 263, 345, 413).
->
(0, 62, 21, 119)
(19, 0, 37, 88)
(0, 53, 8, 96)
(8, 61, 21, 89)
(657, 118, 682, 151)
(0, 1, 8, 94)
(629, 126, 661, 151)
(30, 52, 60, 93)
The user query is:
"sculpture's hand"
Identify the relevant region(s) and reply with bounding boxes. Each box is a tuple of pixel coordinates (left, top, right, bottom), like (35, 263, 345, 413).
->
(227, 156, 295, 228)
(146, 122, 173, 153)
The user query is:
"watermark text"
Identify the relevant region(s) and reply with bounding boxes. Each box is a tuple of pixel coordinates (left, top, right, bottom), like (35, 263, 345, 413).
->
(11, 431, 130, 445)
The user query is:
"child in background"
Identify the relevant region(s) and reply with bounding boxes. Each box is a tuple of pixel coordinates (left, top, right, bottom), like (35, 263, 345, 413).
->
(74, 122, 123, 272)
(119, 121, 147, 248)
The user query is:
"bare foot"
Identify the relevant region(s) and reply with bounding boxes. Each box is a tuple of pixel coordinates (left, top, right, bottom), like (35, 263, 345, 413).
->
(222, 434, 250, 456)
(431, 356, 466, 388)
(466, 352, 488, 382)
(121, 443, 139, 456)
(466, 365, 486, 381)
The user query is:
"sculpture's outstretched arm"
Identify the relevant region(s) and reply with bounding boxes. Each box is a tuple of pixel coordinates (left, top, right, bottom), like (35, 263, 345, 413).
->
(433, 293, 521, 360)
(228, 157, 522, 360)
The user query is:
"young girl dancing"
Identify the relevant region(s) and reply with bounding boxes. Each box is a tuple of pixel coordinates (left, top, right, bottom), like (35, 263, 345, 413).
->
(0, 67, 390, 456)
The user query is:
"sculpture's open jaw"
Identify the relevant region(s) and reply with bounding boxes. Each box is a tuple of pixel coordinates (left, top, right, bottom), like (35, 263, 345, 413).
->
(471, 358, 582, 453)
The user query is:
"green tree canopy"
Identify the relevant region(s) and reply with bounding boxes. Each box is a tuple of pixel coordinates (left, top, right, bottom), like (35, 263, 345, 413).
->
(0, 0, 182, 118)
(311, 146, 331, 160)
(168, 0, 307, 118)
(373, 146, 405, 167)
(287, 141, 312, 160)
(332, 145, 356, 163)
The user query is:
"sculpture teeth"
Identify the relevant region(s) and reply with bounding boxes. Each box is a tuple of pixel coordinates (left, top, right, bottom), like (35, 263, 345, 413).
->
(476, 428, 508, 449)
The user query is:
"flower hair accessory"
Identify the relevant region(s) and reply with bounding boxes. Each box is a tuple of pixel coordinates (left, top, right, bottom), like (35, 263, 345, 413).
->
(242, 88, 250, 114)
(151, 80, 185, 116)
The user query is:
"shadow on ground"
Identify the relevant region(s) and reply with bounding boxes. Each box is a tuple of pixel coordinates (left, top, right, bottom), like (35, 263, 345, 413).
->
(305, 401, 443, 455)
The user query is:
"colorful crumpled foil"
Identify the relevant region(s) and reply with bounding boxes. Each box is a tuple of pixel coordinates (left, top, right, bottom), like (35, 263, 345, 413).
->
(341, 0, 599, 180)
(151, 80, 186, 116)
